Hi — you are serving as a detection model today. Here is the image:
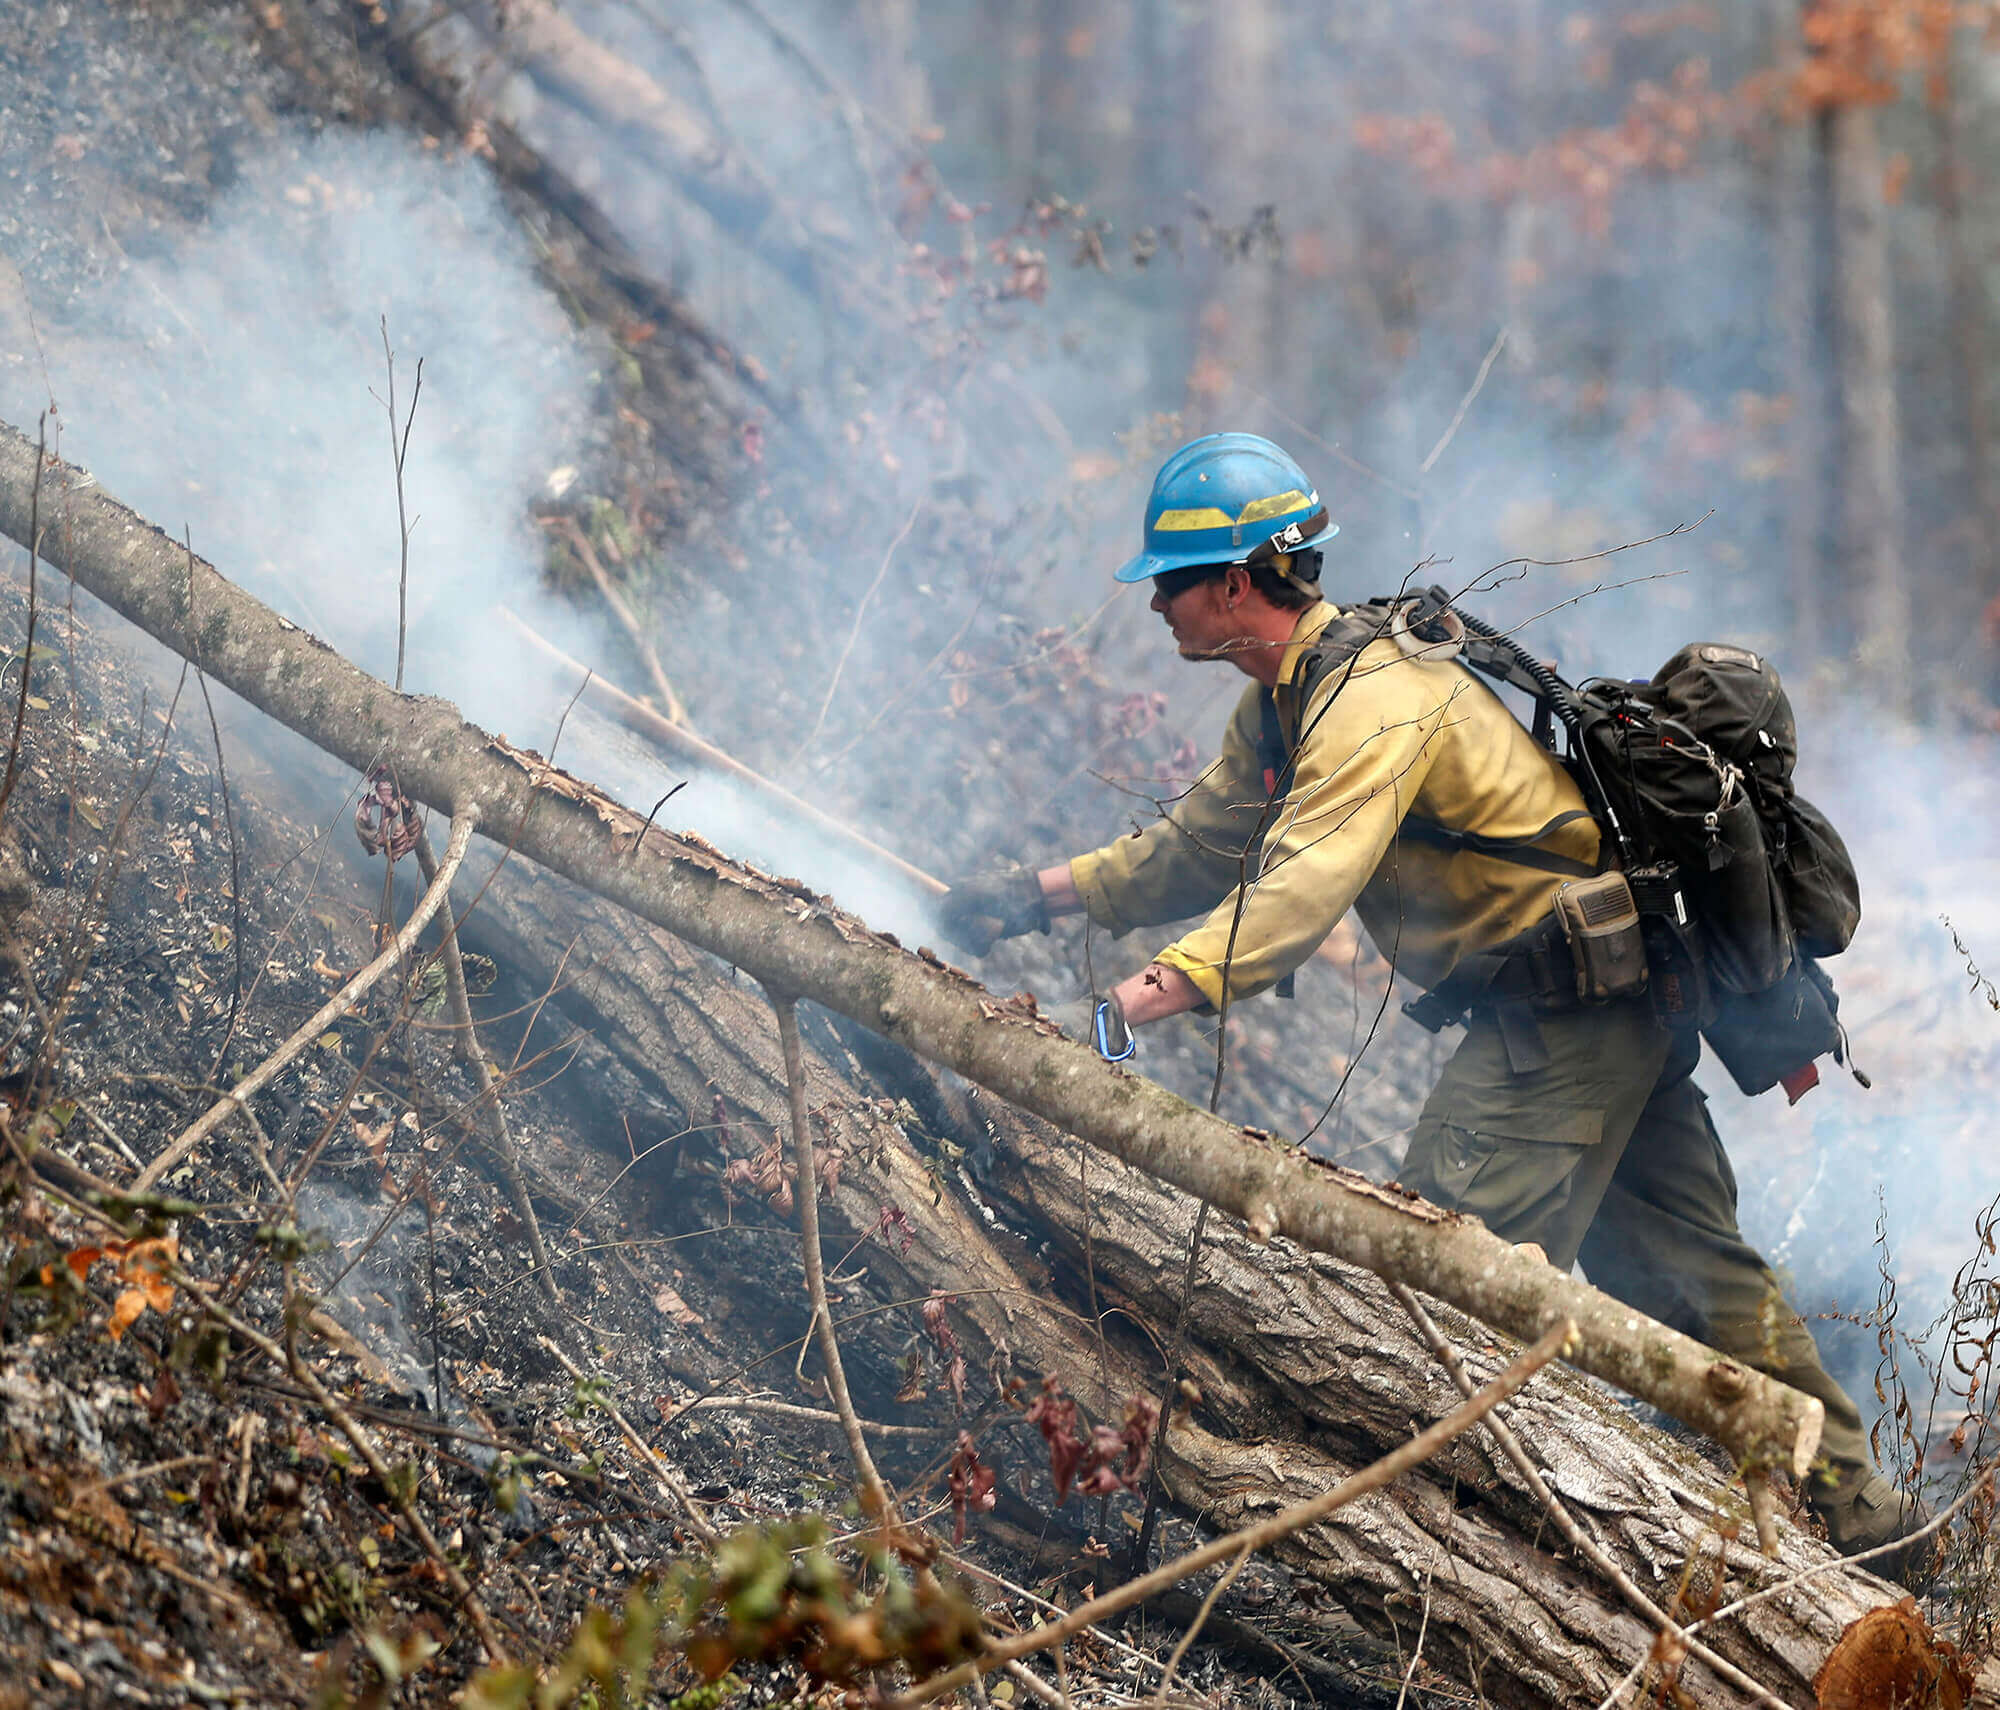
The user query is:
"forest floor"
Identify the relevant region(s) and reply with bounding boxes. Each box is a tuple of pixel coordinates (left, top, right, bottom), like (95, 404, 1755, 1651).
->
(0, 476, 1401, 1710)
(0, 4, 1413, 1706)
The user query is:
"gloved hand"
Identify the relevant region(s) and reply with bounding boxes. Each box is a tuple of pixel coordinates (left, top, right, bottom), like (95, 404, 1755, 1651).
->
(1048, 991, 1136, 1062)
(937, 867, 1051, 956)
(354, 767, 419, 860)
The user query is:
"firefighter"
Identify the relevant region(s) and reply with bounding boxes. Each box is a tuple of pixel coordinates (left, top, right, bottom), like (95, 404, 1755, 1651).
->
(938, 431, 1928, 1578)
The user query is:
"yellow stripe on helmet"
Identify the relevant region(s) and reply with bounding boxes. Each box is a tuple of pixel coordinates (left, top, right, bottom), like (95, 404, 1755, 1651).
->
(1234, 488, 1315, 525)
(1152, 506, 1237, 531)
(1154, 489, 1319, 534)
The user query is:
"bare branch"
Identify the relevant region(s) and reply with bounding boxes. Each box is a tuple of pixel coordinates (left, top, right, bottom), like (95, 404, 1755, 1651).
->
(892, 1319, 1574, 1706)
(132, 811, 478, 1192)
(767, 986, 896, 1521)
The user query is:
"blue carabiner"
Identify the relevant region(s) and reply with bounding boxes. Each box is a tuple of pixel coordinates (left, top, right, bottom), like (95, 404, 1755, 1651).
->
(1093, 1000, 1137, 1063)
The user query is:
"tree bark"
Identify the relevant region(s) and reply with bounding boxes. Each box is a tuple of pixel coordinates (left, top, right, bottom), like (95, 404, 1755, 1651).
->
(0, 418, 1826, 1482)
(444, 863, 1896, 1709)
(1769, 0, 1833, 665)
(389, 0, 825, 297)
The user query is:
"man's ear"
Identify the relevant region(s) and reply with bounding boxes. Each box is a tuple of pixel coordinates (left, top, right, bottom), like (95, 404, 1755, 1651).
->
(1224, 564, 1252, 608)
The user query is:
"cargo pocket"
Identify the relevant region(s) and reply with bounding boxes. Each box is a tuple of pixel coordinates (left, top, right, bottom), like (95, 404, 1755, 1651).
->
(1408, 1107, 1602, 1248)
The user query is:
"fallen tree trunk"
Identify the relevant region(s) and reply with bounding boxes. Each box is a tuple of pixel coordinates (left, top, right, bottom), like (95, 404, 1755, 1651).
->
(0, 420, 1826, 1484)
(445, 862, 1895, 1708)
(0, 437, 1903, 1706)
(390, 0, 826, 298)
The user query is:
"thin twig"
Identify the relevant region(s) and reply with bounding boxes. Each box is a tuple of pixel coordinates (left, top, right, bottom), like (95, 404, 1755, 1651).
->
(214, 1276, 507, 1661)
(1419, 326, 1508, 476)
(183, 528, 245, 1093)
(891, 1321, 1574, 1707)
(1391, 1564, 1433, 1710)
(793, 497, 923, 764)
(1390, 1282, 1792, 1710)
(75, 1454, 215, 1499)
(537, 1336, 720, 1546)
(1151, 1542, 1250, 1704)
(766, 985, 895, 1521)
(667, 1394, 944, 1437)
(411, 819, 556, 1305)
(132, 811, 477, 1192)
(376, 318, 424, 695)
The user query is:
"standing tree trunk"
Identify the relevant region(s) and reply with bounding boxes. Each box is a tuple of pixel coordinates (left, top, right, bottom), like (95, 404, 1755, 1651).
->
(1192, 0, 1282, 423)
(1828, 101, 1911, 712)
(1770, 0, 1834, 667)
(1936, 26, 2000, 637)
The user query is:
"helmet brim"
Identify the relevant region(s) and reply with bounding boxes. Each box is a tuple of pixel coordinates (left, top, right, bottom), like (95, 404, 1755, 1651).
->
(1115, 518, 1339, 584)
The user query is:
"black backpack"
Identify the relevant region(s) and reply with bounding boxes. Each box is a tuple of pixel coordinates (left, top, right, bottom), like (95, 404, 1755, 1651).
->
(1354, 590, 1864, 1099)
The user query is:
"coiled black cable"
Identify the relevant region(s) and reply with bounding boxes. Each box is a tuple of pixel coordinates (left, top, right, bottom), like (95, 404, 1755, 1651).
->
(1418, 585, 1640, 867)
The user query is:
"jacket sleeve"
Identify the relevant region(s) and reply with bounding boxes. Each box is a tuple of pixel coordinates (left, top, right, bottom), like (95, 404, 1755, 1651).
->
(1153, 646, 1462, 1009)
(1067, 685, 1270, 935)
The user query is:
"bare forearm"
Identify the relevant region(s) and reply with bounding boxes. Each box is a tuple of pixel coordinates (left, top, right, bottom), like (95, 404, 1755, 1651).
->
(1111, 962, 1203, 1026)
(1037, 862, 1082, 917)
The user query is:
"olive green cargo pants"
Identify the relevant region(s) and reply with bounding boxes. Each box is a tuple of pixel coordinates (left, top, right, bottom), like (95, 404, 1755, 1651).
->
(1398, 995, 1868, 1478)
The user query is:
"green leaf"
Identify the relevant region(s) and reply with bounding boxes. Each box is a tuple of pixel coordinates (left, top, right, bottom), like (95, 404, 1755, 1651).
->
(463, 1664, 535, 1710)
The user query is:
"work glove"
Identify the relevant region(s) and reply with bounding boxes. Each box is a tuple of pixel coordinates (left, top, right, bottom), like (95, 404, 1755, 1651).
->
(937, 867, 1051, 957)
(1048, 991, 1136, 1063)
(354, 767, 420, 860)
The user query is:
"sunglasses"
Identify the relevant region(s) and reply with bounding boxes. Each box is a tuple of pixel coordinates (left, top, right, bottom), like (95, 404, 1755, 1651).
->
(1150, 533, 1328, 604)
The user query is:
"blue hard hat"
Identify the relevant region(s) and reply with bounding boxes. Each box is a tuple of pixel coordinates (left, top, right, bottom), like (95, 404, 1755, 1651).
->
(1115, 432, 1339, 584)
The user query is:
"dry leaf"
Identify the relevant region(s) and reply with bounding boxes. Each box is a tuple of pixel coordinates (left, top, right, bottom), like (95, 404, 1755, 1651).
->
(652, 1284, 701, 1325)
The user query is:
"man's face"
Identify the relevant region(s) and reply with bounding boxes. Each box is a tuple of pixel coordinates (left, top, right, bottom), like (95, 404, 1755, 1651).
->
(1150, 568, 1242, 662)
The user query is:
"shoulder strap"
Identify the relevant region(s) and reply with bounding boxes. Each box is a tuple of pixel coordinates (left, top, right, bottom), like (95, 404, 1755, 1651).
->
(1396, 810, 1598, 879)
(1255, 688, 1286, 798)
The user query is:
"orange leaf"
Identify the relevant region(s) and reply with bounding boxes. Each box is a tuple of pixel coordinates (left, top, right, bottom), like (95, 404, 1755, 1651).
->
(63, 1246, 105, 1284)
(107, 1288, 149, 1342)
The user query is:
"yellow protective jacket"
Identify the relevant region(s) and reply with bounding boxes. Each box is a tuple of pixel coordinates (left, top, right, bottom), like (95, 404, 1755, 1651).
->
(1067, 600, 1601, 1009)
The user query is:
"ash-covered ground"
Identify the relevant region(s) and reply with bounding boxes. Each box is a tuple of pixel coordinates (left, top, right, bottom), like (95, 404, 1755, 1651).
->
(0, 516, 1406, 1709)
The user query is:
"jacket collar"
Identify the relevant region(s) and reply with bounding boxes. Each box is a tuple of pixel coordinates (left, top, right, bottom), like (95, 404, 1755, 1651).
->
(1275, 600, 1341, 691)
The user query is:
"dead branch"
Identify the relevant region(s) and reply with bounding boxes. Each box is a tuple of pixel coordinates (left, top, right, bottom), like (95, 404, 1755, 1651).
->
(538, 1336, 720, 1546)
(767, 986, 894, 1520)
(130, 811, 477, 1193)
(541, 513, 689, 725)
(497, 605, 945, 896)
(201, 1282, 507, 1661)
(894, 1320, 1575, 1707)
(668, 1395, 945, 1438)
(0, 420, 1823, 1478)
(410, 819, 557, 1305)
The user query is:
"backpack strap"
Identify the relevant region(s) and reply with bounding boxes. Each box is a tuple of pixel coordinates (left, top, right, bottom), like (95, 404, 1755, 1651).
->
(1255, 686, 1286, 799)
(1260, 605, 1596, 879)
(1395, 810, 1598, 879)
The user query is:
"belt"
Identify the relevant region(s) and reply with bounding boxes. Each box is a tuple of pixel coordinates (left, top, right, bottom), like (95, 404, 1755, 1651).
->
(1403, 914, 1576, 1074)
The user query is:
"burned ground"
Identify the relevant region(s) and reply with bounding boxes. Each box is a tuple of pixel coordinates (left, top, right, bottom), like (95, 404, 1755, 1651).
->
(0, 540, 1416, 1708)
(6, 4, 1984, 1709)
